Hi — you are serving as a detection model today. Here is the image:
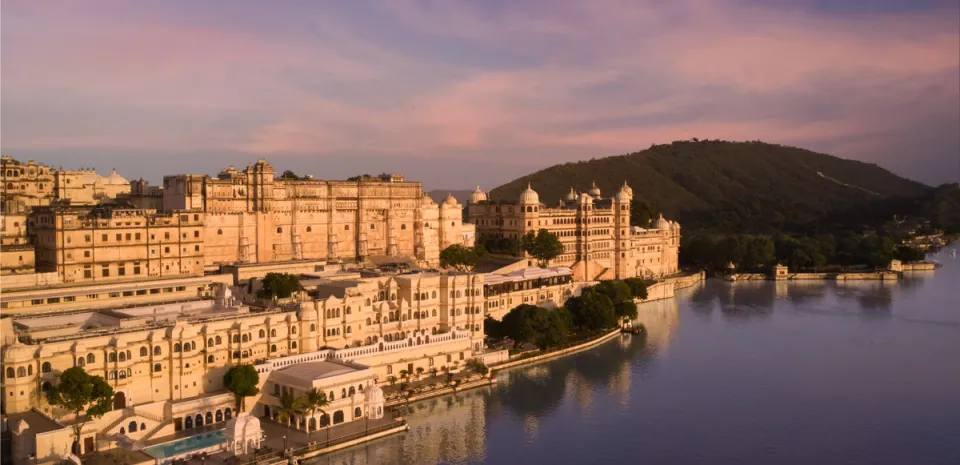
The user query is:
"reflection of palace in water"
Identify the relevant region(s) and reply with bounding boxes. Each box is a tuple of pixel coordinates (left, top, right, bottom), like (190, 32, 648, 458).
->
(634, 290, 682, 350)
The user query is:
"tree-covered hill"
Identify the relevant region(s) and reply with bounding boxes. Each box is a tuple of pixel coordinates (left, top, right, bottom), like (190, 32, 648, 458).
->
(489, 140, 931, 233)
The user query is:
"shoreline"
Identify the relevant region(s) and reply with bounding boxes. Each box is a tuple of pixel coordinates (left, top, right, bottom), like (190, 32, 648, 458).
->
(290, 272, 706, 462)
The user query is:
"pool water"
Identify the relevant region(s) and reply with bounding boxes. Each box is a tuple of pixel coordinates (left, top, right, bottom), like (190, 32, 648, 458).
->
(144, 429, 226, 459)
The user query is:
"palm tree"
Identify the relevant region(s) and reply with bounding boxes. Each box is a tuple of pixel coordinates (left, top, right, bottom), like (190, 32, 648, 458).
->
(302, 388, 329, 445)
(275, 391, 307, 447)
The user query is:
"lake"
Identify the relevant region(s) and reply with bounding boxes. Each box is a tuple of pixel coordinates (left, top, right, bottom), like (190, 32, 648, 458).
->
(310, 246, 960, 465)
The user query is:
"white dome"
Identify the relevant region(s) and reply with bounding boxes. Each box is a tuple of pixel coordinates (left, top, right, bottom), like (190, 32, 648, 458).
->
(365, 385, 384, 403)
(4, 339, 36, 362)
(621, 181, 633, 198)
(104, 169, 129, 186)
(588, 181, 601, 198)
(468, 186, 487, 204)
(421, 194, 437, 206)
(519, 183, 539, 204)
(656, 214, 670, 230)
(615, 190, 631, 203)
(565, 187, 577, 202)
(225, 412, 261, 438)
(442, 193, 458, 206)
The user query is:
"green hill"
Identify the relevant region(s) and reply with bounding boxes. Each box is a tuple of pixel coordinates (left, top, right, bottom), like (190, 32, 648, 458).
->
(489, 140, 931, 234)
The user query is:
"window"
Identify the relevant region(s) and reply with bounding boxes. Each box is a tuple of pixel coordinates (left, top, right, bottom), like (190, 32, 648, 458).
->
(102, 265, 110, 277)
(42, 362, 51, 373)
(154, 346, 161, 356)
(134, 263, 141, 275)
(140, 347, 148, 357)
(164, 232, 170, 240)
(208, 355, 215, 363)
(306, 226, 312, 232)
(277, 227, 282, 233)
(102, 234, 108, 242)
(84, 251, 90, 258)
(194, 231, 200, 238)
(118, 263, 126, 276)
(154, 363, 162, 372)
(164, 247, 170, 253)
(217, 229, 223, 235)
(116, 233, 122, 241)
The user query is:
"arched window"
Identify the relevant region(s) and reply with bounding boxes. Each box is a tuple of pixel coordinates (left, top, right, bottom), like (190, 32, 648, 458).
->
(216, 410, 223, 422)
(366, 318, 372, 325)
(154, 346, 161, 356)
(329, 391, 335, 400)
(217, 229, 223, 235)
(306, 226, 312, 232)
(271, 344, 277, 352)
(215, 336, 222, 345)
(5, 367, 14, 378)
(432, 291, 437, 299)
(140, 347, 148, 357)
(118, 352, 126, 362)
(42, 381, 52, 391)
(232, 335, 240, 343)
(276, 227, 283, 234)
(174, 343, 181, 353)
(349, 386, 355, 396)
(344, 225, 349, 231)
(129, 421, 138, 432)
(291, 326, 297, 334)
(401, 224, 407, 230)
(225, 408, 232, 420)
(291, 341, 298, 349)
(432, 309, 437, 317)
(259, 329, 265, 338)
(341, 388, 347, 398)
(206, 412, 213, 424)
(241, 334, 249, 343)
(310, 324, 316, 332)
(42, 362, 51, 373)
(208, 338, 214, 347)
(355, 407, 362, 418)
(207, 355, 215, 363)
(271, 329, 277, 337)
(127, 350, 132, 359)
(232, 351, 240, 359)
(109, 352, 117, 362)
(87, 353, 95, 364)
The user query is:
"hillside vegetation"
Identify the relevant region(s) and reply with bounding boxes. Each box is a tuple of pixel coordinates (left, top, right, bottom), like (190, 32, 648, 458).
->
(490, 140, 930, 233)
(488, 140, 957, 271)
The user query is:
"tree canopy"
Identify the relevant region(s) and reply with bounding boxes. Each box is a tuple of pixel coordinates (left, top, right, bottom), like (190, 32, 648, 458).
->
(279, 170, 301, 180)
(223, 364, 260, 411)
(439, 244, 487, 271)
(521, 229, 564, 267)
(46, 367, 113, 454)
(499, 304, 572, 349)
(258, 272, 301, 299)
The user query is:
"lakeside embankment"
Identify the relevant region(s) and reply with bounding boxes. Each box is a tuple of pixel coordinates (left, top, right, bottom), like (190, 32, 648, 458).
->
(287, 271, 705, 463)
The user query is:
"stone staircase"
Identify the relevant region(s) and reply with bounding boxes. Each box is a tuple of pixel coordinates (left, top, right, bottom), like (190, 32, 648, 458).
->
(140, 419, 175, 442)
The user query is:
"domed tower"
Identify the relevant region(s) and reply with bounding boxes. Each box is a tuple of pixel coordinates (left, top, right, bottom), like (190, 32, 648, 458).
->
(588, 181, 601, 198)
(439, 193, 461, 250)
(468, 186, 487, 204)
(518, 183, 540, 235)
(365, 385, 385, 419)
(565, 187, 577, 203)
(614, 182, 633, 279)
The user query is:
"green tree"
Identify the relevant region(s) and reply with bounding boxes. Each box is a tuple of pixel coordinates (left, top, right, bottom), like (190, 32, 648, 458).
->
(223, 364, 260, 411)
(302, 388, 329, 441)
(592, 280, 632, 304)
(483, 316, 505, 340)
(623, 278, 648, 300)
(615, 300, 638, 322)
(258, 272, 301, 299)
(45, 367, 113, 455)
(439, 244, 487, 271)
(279, 170, 300, 180)
(275, 391, 307, 440)
(566, 291, 616, 331)
(521, 229, 564, 267)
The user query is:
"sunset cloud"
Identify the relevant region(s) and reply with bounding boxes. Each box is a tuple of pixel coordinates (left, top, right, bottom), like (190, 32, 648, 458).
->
(2, 0, 957, 188)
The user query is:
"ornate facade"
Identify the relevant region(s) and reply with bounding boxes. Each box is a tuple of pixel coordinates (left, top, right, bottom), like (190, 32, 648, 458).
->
(1, 156, 130, 214)
(162, 159, 470, 268)
(467, 182, 680, 281)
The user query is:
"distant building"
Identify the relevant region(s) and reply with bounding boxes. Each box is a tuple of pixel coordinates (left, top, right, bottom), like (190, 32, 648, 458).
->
(467, 182, 680, 281)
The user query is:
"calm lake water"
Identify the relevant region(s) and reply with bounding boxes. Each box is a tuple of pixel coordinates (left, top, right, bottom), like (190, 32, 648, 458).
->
(311, 246, 960, 465)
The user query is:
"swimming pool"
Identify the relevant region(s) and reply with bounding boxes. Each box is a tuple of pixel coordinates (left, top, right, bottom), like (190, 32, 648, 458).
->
(144, 429, 226, 459)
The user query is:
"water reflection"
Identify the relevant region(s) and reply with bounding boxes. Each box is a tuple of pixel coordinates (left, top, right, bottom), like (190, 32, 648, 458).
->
(310, 259, 955, 465)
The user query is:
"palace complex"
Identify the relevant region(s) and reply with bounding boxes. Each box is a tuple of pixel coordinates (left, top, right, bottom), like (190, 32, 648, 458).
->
(467, 182, 680, 281)
(0, 155, 679, 464)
